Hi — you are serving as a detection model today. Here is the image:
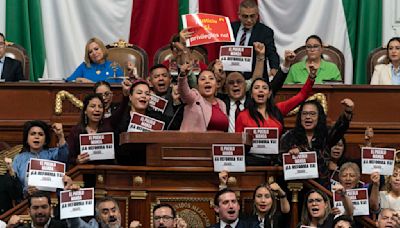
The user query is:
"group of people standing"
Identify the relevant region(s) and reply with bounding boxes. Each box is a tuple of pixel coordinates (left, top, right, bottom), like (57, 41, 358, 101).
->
(1, 0, 400, 227)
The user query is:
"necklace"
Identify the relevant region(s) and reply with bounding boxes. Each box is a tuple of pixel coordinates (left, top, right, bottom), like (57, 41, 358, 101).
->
(94, 63, 106, 75)
(86, 126, 98, 134)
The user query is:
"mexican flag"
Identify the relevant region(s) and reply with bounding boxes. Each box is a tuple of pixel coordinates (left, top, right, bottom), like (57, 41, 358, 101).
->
(0, 0, 381, 84)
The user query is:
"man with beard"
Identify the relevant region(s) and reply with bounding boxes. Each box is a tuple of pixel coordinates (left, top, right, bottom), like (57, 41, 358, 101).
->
(148, 64, 183, 130)
(152, 204, 187, 228)
(208, 188, 257, 228)
(7, 191, 67, 228)
(67, 196, 140, 228)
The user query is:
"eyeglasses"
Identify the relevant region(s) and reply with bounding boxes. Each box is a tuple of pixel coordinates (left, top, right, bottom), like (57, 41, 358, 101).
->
(301, 111, 318, 117)
(97, 91, 113, 98)
(306, 45, 321, 50)
(307, 198, 324, 204)
(0, 42, 5, 47)
(154, 215, 174, 221)
(227, 79, 245, 85)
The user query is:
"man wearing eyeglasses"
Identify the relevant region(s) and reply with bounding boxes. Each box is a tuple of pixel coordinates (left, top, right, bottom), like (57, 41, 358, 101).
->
(0, 33, 24, 82)
(230, 0, 280, 81)
(153, 203, 187, 228)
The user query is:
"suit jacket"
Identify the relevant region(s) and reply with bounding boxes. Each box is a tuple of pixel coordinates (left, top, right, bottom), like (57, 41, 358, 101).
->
(231, 21, 280, 80)
(222, 67, 289, 115)
(22, 219, 68, 228)
(178, 76, 227, 132)
(2, 57, 24, 81)
(370, 63, 393, 85)
(207, 219, 258, 228)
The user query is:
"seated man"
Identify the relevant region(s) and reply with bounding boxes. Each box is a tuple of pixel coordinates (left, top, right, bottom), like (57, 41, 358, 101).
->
(208, 188, 257, 228)
(0, 33, 24, 82)
(376, 208, 400, 228)
(7, 191, 67, 228)
(153, 203, 187, 228)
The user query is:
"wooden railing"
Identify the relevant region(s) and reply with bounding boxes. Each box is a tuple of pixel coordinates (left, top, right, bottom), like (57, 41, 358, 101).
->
(0, 132, 378, 227)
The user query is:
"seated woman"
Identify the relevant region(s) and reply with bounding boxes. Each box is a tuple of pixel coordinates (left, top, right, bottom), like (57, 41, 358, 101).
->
(12, 120, 68, 196)
(300, 188, 352, 228)
(284, 35, 341, 84)
(370, 163, 400, 212)
(370, 37, 400, 85)
(66, 37, 123, 83)
(280, 98, 354, 187)
(178, 65, 228, 132)
(94, 81, 118, 118)
(235, 67, 315, 165)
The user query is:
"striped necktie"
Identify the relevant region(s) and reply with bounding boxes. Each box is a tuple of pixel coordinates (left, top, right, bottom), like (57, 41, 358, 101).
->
(239, 28, 248, 46)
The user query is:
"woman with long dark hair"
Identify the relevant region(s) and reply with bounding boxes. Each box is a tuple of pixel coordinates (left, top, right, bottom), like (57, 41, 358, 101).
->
(280, 98, 354, 187)
(371, 37, 400, 85)
(245, 182, 290, 228)
(235, 70, 316, 165)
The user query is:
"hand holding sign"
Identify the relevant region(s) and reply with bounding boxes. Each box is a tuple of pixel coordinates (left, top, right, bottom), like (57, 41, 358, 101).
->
(77, 153, 90, 164)
(288, 147, 300, 156)
(219, 170, 229, 186)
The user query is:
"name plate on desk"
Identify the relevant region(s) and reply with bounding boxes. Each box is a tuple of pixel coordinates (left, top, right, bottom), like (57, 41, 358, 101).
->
(60, 188, 94, 219)
(283, 152, 318, 180)
(80, 132, 115, 161)
(128, 112, 165, 132)
(362, 147, 395, 175)
(213, 144, 245, 172)
(28, 158, 65, 192)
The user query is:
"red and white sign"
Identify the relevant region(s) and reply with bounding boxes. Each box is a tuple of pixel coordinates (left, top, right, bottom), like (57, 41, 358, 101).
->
(60, 188, 94, 220)
(212, 144, 245, 172)
(128, 112, 165, 132)
(80, 132, 115, 161)
(244, 127, 278, 154)
(361, 147, 395, 176)
(283, 152, 318, 180)
(28, 159, 65, 192)
(220, 46, 253, 72)
(333, 188, 369, 216)
(149, 94, 168, 113)
(182, 13, 234, 46)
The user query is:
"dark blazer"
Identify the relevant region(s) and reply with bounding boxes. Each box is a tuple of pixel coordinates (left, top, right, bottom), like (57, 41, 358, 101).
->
(207, 219, 258, 228)
(221, 68, 289, 116)
(2, 57, 24, 81)
(231, 21, 280, 80)
(21, 219, 68, 228)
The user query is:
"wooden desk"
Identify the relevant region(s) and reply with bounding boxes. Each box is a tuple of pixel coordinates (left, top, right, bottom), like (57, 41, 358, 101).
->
(1, 83, 399, 150)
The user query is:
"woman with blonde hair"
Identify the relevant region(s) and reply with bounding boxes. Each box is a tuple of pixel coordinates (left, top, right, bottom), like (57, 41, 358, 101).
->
(67, 37, 123, 83)
(370, 163, 400, 212)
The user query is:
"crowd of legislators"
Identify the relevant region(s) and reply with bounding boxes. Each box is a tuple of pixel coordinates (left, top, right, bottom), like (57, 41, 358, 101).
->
(1, 0, 400, 227)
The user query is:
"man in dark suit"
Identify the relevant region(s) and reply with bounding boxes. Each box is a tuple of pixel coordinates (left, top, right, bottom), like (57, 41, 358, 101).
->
(231, 0, 280, 80)
(148, 64, 184, 130)
(7, 191, 67, 228)
(0, 33, 24, 82)
(223, 51, 295, 132)
(208, 188, 257, 228)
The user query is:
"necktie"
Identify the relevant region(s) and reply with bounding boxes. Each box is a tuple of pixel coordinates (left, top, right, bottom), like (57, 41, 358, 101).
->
(225, 225, 232, 228)
(235, 100, 241, 119)
(239, 28, 248, 46)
